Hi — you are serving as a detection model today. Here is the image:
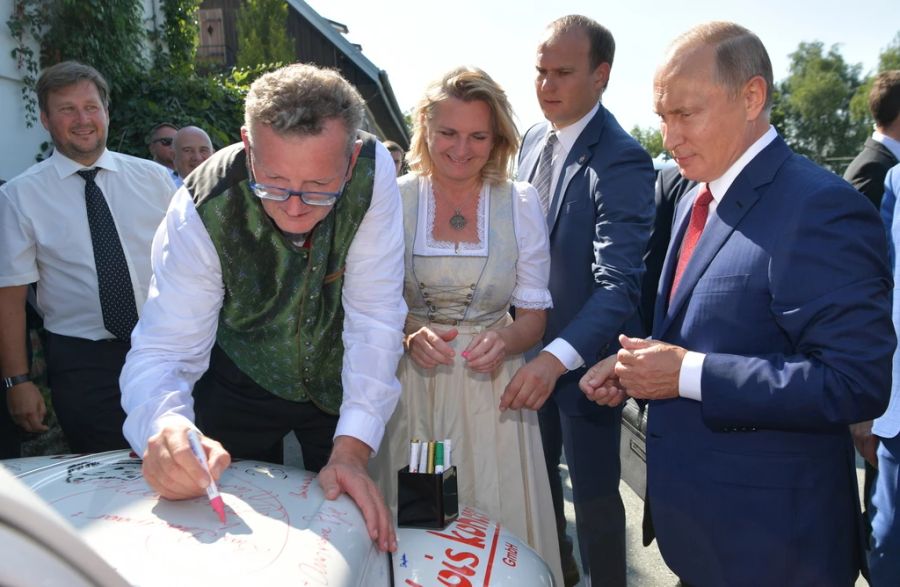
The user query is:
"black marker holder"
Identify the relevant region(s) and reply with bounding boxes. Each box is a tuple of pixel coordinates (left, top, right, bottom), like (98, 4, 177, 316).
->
(397, 465, 459, 529)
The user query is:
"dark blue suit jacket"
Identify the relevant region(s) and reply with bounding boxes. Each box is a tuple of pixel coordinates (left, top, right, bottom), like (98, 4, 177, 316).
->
(649, 136, 894, 586)
(519, 105, 655, 414)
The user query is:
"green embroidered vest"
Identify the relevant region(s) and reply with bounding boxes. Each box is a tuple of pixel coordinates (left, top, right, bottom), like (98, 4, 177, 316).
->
(190, 133, 376, 414)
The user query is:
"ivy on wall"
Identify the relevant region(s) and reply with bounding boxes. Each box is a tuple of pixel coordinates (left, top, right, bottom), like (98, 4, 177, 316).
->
(6, 0, 270, 160)
(8, 0, 48, 127)
(152, 0, 202, 74)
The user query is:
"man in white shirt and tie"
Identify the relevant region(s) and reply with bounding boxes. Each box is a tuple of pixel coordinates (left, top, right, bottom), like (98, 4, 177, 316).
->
(0, 61, 175, 452)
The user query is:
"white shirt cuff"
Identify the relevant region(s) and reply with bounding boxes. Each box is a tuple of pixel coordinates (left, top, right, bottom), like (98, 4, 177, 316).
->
(678, 351, 705, 401)
(543, 338, 585, 371)
(334, 407, 383, 456)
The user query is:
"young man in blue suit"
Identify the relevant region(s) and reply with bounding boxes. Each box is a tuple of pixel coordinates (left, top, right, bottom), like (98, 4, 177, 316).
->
(503, 14, 655, 587)
(581, 22, 894, 586)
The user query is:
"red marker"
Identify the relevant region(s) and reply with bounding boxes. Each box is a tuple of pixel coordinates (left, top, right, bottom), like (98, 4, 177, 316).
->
(187, 429, 227, 523)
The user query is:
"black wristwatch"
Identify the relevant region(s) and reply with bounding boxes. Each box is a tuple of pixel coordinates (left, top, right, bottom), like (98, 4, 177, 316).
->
(2, 374, 30, 390)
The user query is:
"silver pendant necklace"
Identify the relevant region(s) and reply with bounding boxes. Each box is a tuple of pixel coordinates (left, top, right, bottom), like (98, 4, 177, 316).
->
(449, 208, 467, 230)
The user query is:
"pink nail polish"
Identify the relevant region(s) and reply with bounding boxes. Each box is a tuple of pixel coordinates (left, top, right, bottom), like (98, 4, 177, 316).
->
(461, 351, 470, 359)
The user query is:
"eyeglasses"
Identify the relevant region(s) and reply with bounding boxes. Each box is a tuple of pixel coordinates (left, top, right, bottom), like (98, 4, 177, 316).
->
(248, 159, 352, 207)
(249, 180, 347, 206)
(151, 137, 174, 146)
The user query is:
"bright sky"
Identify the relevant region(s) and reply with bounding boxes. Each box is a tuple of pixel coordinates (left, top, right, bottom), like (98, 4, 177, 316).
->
(307, 0, 898, 135)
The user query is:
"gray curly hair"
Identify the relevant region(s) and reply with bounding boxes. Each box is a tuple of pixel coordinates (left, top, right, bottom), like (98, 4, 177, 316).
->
(244, 63, 364, 154)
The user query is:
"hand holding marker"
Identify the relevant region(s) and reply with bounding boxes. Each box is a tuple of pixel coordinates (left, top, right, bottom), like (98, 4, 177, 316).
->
(187, 429, 227, 523)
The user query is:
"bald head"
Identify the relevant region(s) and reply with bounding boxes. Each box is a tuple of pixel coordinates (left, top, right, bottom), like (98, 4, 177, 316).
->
(174, 126, 214, 180)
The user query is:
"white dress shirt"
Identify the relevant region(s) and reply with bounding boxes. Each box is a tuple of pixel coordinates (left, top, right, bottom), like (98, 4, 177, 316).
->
(412, 177, 553, 309)
(0, 149, 176, 339)
(677, 125, 778, 401)
(120, 143, 407, 457)
(547, 102, 600, 207)
(542, 101, 600, 370)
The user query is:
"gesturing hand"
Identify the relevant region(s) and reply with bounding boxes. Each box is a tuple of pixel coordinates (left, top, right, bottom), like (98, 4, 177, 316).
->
(405, 326, 457, 369)
(614, 335, 686, 400)
(462, 329, 507, 373)
(500, 352, 565, 411)
(579, 354, 627, 407)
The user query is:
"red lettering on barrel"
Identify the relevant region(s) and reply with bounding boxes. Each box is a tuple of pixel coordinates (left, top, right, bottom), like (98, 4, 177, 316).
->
(502, 541, 518, 567)
(438, 569, 473, 587)
(445, 548, 479, 567)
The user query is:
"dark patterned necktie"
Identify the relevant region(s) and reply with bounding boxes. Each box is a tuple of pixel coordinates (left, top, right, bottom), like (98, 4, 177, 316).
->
(669, 183, 714, 303)
(77, 168, 139, 341)
(532, 131, 558, 216)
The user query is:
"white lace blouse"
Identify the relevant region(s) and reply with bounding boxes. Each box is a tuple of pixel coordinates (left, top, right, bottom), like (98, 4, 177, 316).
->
(410, 176, 553, 310)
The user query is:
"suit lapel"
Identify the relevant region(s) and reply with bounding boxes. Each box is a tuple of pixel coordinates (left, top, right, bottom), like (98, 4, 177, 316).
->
(549, 148, 589, 229)
(518, 122, 548, 185)
(655, 137, 792, 338)
(653, 188, 693, 337)
(664, 191, 755, 320)
(547, 105, 605, 231)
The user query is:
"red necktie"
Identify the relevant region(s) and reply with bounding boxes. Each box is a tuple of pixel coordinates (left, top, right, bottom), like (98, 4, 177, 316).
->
(669, 183, 714, 303)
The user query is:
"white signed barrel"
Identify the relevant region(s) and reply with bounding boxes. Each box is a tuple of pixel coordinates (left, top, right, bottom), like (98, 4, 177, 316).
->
(1, 451, 553, 586)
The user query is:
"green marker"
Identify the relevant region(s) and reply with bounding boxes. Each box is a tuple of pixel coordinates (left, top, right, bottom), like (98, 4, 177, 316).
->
(435, 441, 445, 474)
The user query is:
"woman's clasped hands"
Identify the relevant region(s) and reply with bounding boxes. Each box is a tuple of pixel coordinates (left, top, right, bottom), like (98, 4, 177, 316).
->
(405, 326, 507, 373)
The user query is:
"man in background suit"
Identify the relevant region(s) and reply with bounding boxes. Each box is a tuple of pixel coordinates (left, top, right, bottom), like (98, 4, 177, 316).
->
(581, 22, 893, 585)
(639, 166, 695, 335)
(870, 162, 900, 587)
(846, 70, 900, 522)
(504, 14, 654, 587)
(844, 70, 900, 209)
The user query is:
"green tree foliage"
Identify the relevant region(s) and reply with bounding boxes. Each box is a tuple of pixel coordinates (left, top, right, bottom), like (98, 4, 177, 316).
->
(7, 0, 274, 160)
(630, 125, 664, 158)
(773, 41, 868, 171)
(108, 70, 248, 157)
(236, 0, 295, 69)
(152, 0, 203, 74)
(849, 32, 900, 126)
(878, 32, 900, 71)
(7, 0, 145, 126)
(38, 0, 146, 90)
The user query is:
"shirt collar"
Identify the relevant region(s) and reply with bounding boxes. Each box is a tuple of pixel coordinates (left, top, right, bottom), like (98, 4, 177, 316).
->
(553, 102, 600, 153)
(873, 131, 900, 161)
(50, 147, 117, 180)
(708, 125, 777, 203)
